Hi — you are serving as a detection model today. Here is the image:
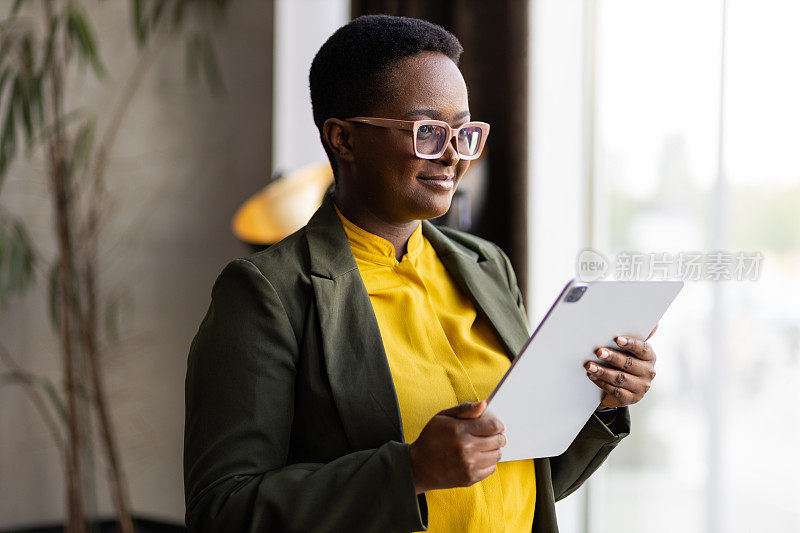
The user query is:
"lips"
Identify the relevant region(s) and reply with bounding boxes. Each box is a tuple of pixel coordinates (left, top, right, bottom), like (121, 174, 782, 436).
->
(417, 175, 456, 191)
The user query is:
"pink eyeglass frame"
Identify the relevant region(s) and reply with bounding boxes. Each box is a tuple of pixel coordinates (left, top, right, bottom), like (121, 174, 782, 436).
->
(346, 117, 490, 160)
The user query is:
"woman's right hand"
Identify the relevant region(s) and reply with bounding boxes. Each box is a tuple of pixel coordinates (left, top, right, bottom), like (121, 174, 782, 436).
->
(408, 400, 506, 494)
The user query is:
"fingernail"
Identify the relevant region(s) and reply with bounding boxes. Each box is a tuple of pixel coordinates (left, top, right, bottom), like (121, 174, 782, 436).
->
(588, 363, 598, 372)
(617, 336, 628, 346)
(598, 349, 609, 359)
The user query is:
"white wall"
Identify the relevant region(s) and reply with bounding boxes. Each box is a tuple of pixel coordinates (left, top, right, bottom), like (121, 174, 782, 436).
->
(528, 0, 591, 324)
(0, 0, 272, 526)
(528, 1, 593, 531)
(272, 0, 349, 175)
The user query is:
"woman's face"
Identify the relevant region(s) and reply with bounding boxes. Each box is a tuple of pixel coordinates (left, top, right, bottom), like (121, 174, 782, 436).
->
(337, 51, 472, 224)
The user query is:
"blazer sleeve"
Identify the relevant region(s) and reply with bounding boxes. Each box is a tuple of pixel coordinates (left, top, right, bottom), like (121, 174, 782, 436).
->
(549, 407, 630, 501)
(491, 244, 632, 501)
(184, 259, 427, 533)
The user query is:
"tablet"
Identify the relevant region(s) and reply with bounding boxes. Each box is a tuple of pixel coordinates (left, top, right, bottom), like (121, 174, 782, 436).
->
(485, 279, 683, 461)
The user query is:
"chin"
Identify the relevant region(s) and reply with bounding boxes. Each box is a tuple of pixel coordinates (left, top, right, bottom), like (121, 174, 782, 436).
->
(415, 196, 454, 221)
(404, 179, 459, 220)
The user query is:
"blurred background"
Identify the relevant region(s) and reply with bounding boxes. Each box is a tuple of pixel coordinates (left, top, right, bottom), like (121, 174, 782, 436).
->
(0, 0, 797, 532)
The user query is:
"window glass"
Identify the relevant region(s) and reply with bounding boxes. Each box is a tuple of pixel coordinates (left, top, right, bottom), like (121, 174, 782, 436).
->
(590, 1, 800, 531)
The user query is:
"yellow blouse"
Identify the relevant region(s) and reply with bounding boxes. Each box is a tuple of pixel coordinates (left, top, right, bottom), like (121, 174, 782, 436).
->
(336, 208, 536, 533)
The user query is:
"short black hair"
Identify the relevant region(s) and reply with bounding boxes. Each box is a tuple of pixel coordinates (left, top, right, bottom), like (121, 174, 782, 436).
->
(309, 14, 463, 176)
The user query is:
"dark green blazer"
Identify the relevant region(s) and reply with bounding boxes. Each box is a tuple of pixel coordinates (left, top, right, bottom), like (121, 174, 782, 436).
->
(184, 193, 630, 532)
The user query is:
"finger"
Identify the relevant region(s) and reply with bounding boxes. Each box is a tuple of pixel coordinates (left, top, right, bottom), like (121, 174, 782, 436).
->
(585, 373, 622, 409)
(646, 323, 658, 340)
(615, 335, 656, 362)
(458, 446, 503, 481)
(466, 414, 505, 437)
(585, 362, 651, 396)
(476, 448, 503, 469)
(440, 400, 487, 419)
(594, 347, 656, 380)
(473, 461, 500, 483)
(472, 432, 507, 452)
(592, 377, 637, 406)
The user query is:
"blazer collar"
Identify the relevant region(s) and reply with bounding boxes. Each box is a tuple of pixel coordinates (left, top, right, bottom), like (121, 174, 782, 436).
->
(305, 193, 360, 280)
(422, 220, 531, 358)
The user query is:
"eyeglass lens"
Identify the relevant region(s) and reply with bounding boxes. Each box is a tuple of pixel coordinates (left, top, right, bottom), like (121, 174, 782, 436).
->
(416, 124, 483, 157)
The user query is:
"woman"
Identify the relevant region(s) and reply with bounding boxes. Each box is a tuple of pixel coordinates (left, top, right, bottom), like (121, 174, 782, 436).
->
(184, 15, 657, 532)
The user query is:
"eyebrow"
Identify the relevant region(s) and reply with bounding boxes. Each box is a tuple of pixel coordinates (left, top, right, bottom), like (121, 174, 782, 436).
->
(403, 108, 471, 121)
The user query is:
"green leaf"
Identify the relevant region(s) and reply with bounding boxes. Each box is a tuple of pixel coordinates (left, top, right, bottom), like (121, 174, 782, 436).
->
(104, 293, 121, 346)
(0, 70, 11, 101)
(212, 0, 231, 16)
(0, 219, 35, 308)
(71, 118, 95, 177)
(13, 219, 35, 283)
(201, 35, 225, 96)
(41, 15, 59, 71)
(5, 228, 21, 295)
(65, 4, 106, 79)
(0, 371, 68, 423)
(34, 107, 87, 147)
(0, 235, 4, 304)
(14, 77, 33, 145)
(20, 31, 34, 70)
(170, 1, 187, 32)
(48, 260, 61, 330)
(152, 1, 167, 26)
(24, 72, 44, 157)
(10, 0, 31, 16)
(131, 0, 147, 46)
(185, 33, 203, 83)
(0, 90, 18, 188)
(0, 71, 12, 166)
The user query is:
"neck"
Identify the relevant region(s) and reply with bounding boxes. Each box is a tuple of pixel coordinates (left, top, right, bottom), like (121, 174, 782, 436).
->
(333, 193, 419, 262)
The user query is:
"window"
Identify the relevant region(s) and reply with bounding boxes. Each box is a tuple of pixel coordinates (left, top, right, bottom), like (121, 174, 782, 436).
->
(530, 1, 800, 531)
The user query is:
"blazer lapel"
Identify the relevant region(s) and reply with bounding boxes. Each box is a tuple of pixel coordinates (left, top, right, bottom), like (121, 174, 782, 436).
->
(422, 221, 531, 360)
(306, 195, 405, 451)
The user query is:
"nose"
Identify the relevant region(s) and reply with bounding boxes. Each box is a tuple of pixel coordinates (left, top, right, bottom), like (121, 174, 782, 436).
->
(437, 135, 460, 166)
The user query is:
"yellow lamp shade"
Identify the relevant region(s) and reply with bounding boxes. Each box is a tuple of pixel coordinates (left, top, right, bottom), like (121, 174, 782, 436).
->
(232, 162, 334, 246)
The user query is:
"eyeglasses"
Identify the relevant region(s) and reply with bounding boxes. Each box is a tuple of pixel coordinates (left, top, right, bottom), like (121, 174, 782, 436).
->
(345, 117, 490, 160)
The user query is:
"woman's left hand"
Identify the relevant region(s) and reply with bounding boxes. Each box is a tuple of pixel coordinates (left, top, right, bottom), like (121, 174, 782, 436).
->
(584, 325, 658, 409)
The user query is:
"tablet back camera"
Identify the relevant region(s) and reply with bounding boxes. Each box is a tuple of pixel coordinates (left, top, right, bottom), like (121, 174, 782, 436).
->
(564, 285, 588, 302)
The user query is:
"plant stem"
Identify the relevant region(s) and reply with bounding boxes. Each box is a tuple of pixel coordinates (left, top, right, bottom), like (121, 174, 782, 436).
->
(41, 1, 86, 531)
(78, 264, 134, 533)
(73, 21, 171, 533)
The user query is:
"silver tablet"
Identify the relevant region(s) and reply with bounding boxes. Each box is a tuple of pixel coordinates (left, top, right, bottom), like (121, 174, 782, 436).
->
(486, 279, 683, 461)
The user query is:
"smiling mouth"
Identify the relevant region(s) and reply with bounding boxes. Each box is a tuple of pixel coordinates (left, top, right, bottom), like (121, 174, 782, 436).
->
(417, 175, 456, 191)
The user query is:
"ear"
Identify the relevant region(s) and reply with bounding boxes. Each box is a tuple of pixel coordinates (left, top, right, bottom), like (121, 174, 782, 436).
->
(322, 118, 356, 165)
